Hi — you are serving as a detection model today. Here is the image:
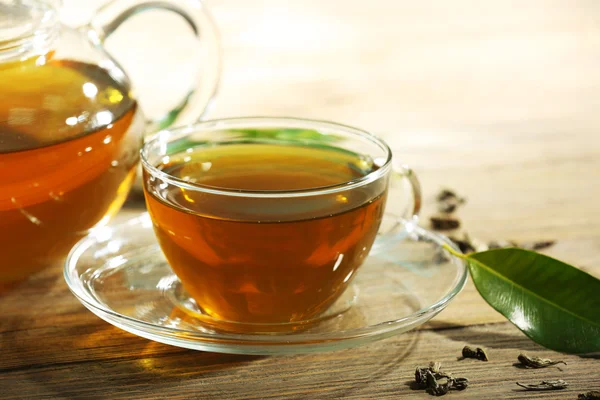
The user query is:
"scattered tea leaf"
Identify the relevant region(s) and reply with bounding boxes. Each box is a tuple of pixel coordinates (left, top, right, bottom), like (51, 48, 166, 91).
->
(488, 239, 556, 251)
(415, 367, 428, 388)
(459, 237, 557, 253)
(426, 370, 450, 396)
(430, 187, 556, 257)
(451, 377, 469, 391)
(449, 236, 476, 254)
(436, 189, 466, 214)
(429, 361, 442, 374)
(431, 216, 460, 230)
(517, 353, 566, 369)
(516, 380, 568, 391)
(449, 234, 489, 253)
(462, 346, 488, 361)
(413, 362, 469, 396)
(518, 241, 556, 251)
(444, 246, 600, 354)
(476, 348, 488, 361)
(415, 362, 448, 388)
(436, 189, 458, 202)
(579, 391, 600, 400)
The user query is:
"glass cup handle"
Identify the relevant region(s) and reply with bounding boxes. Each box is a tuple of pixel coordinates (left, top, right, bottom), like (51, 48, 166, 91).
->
(392, 162, 422, 224)
(371, 162, 422, 253)
(86, 0, 221, 132)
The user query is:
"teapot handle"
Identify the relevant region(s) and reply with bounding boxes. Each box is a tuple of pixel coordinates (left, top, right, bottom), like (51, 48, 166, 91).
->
(87, 0, 220, 132)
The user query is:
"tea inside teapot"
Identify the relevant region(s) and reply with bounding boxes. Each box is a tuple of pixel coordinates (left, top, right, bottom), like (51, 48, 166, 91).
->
(0, 0, 220, 291)
(0, 57, 136, 151)
(0, 1, 143, 290)
(0, 55, 143, 290)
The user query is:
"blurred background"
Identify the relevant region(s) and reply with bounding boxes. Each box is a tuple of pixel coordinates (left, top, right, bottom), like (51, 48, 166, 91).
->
(61, 0, 600, 244)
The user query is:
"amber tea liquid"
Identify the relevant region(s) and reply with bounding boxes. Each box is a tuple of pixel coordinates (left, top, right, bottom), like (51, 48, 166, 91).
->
(0, 55, 142, 290)
(144, 143, 387, 324)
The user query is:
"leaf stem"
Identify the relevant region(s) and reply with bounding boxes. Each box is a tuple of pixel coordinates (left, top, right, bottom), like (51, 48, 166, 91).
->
(443, 243, 467, 259)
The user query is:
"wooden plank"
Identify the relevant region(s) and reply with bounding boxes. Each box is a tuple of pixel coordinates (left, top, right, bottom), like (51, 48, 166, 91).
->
(1, 283, 599, 400)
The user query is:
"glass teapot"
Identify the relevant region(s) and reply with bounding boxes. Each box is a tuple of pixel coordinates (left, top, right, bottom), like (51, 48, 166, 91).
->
(0, 0, 220, 290)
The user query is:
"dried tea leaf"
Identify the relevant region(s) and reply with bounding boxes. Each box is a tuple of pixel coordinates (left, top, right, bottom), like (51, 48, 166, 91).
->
(415, 362, 448, 387)
(435, 189, 466, 214)
(429, 361, 442, 374)
(517, 353, 566, 368)
(476, 348, 488, 361)
(436, 189, 459, 202)
(413, 362, 469, 396)
(488, 240, 556, 251)
(516, 380, 568, 391)
(449, 377, 469, 391)
(579, 391, 600, 400)
(425, 370, 438, 390)
(461, 346, 477, 359)
(415, 367, 428, 388)
(425, 370, 449, 396)
(518, 241, 556, 251)
(449, 233, 488, 253)
(449, 236, 475, 254)
(430, 216, 460, 231)
(462, 346, 488, 361)
(429, 383, 450, 396)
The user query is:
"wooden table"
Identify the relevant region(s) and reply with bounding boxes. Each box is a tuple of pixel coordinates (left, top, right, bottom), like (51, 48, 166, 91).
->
(2, 0, 599, 398)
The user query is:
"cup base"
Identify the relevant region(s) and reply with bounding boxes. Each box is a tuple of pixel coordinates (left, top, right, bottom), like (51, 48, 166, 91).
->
(164, 276, 358, 333)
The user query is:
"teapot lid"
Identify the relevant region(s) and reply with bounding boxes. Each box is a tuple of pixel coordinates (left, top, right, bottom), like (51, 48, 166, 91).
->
(0, 0, 61, 62)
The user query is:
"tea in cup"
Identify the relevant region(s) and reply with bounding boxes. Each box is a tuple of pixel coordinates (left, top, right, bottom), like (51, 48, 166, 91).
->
(141, 118, 421, 325)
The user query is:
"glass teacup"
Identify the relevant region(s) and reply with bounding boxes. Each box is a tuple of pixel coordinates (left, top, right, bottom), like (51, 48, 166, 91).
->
(141, 117, 421, 328)
(141, 118, 420, 324)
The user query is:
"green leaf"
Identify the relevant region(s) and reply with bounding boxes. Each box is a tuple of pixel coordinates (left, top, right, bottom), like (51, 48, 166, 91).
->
(229, 128, 342, 143)
(446, 247, 600, 354)
(166, 128, 354, 157)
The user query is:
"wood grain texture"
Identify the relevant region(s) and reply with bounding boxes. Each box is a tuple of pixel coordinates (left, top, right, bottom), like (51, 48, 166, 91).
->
(2, 0, 600, 398)
(1, 267, 598, 399)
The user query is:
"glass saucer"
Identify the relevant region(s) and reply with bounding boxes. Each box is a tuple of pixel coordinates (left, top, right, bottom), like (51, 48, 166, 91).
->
(64, 213, 467, 355)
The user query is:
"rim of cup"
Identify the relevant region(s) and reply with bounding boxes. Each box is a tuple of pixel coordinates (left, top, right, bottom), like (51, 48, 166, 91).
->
(140, 117, 393, 199)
